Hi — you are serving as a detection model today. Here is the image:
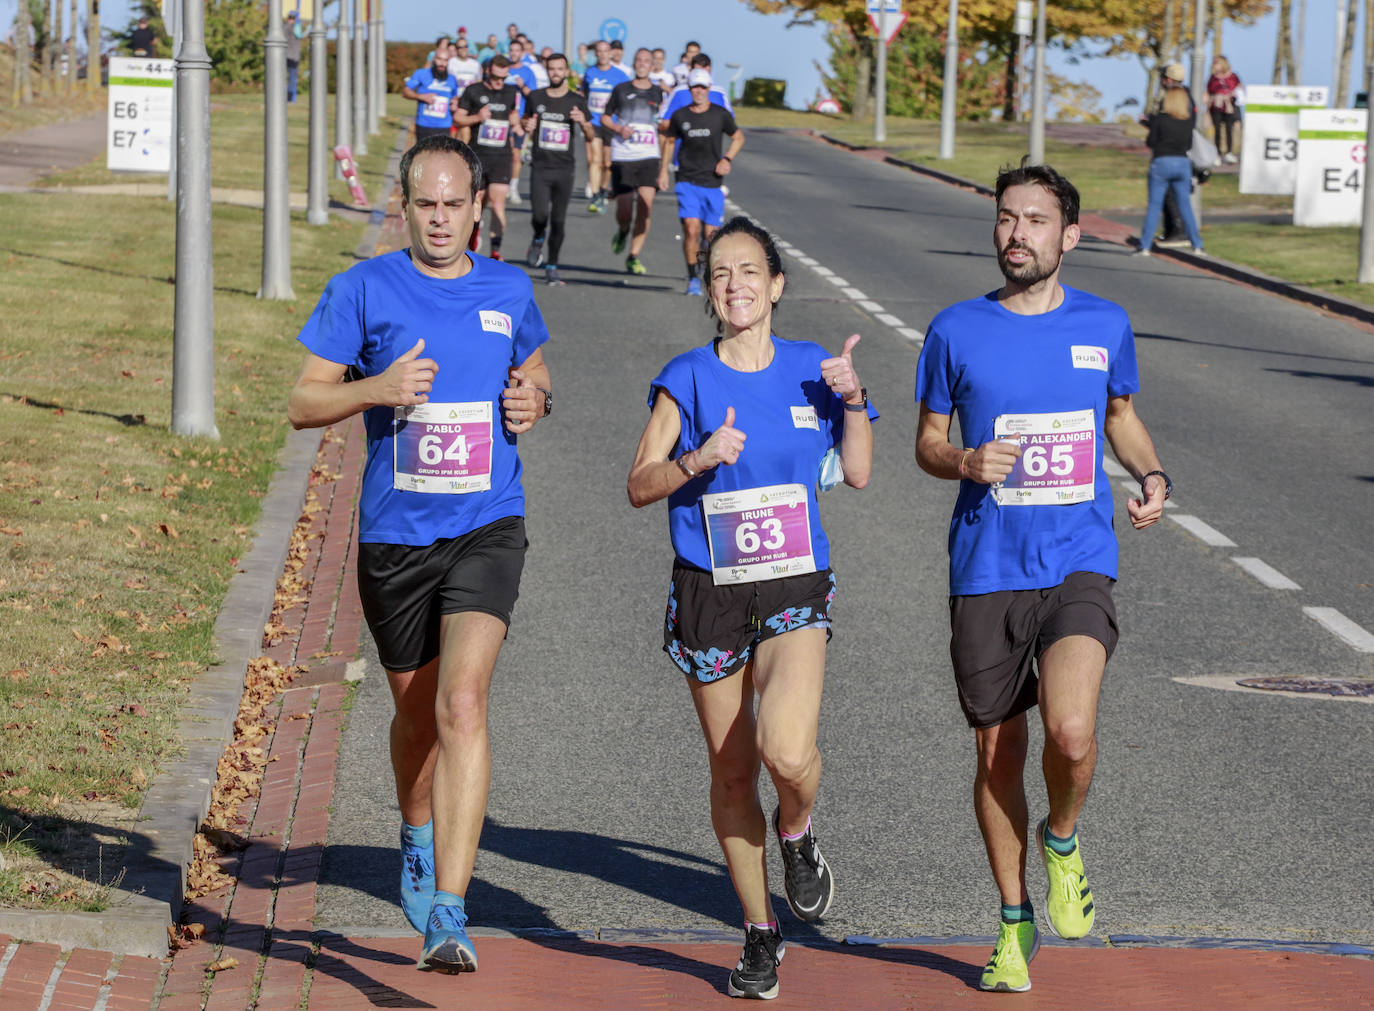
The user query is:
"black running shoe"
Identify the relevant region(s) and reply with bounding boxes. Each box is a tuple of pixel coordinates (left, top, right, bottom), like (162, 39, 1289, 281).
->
(772, 806, 834, 922)
(726, 924, 785, 999)
(526, 237, 547, 268)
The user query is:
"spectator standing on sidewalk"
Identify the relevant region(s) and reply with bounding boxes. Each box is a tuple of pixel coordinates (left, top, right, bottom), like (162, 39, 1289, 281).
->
(1135, 84, 1204, 257)
(284, 11, 303, 104)
(1207, 56, 1242, 165)
(130, 15, 157, 57)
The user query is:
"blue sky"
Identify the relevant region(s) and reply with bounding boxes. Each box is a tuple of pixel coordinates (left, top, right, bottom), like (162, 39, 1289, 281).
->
(5, 0, 1363, 118)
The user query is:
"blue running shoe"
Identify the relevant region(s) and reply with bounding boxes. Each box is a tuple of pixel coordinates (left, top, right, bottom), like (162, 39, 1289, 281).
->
(685, 276, 703, 296)
(421, 897, 478, 973)
(399, 823, 435, 933)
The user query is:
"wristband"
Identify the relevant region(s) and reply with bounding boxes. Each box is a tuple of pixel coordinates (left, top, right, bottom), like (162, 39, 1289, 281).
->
(676, 453, 699, 479)
(958, 448, 973, 479)
(721, 155, 732, 162)
(842, 387, 868, 412)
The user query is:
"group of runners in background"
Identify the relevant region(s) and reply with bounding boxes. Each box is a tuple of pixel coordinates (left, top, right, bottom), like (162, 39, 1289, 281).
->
(400, 25, 741, 292)
(290, 22, 1172, 1002)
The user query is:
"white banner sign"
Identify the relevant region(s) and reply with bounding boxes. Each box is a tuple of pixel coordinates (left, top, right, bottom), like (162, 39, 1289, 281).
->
(107, 57, 174, 173)
(1293, 108, 1365, 227)
(1238, 85, 1329, 195)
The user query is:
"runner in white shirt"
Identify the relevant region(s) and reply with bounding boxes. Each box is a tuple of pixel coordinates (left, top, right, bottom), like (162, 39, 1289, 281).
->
(602, 47, 665, 275)
(650, 48, 677, 92)
(448, 37, 483, 97)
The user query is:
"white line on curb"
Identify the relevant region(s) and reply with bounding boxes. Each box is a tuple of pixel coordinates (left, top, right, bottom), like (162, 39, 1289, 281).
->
(1167, 514, 1237, 547)
(1231, 557, 1302, 590)
(1302, 608, 1374, 653)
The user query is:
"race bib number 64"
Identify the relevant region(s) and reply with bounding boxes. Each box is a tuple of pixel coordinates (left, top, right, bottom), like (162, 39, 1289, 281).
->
(992, 409, 1096, 506)
(393, 401, 494, 494)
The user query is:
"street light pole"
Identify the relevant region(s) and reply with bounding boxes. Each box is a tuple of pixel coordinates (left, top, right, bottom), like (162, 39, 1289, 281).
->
(334, 0, 351, 179)
(1357, 10, 1374, 282)
(875, 29, 887, 143)
(564, 0, 574, 62)
(260, 0, 294, 300)
(1028, 0, 1046, 164)
(367, 0, 381, 134)
(373, 0, 386, 125)
(306, 8, 329, 225)
(171, 0, 218, 439)
(939, 0, 958, 159)
(351, 0, 367, 155)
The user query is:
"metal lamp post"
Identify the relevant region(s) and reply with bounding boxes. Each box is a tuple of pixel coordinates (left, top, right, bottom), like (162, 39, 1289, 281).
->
(259, 0, 294, 300)
(307, 7, 329, 225)
(334, 0, 351, 180)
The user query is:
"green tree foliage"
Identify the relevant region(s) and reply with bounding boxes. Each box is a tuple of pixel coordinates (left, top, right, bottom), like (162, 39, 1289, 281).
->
(819, 21, 1005, 119)
(204, 0, 267, 86)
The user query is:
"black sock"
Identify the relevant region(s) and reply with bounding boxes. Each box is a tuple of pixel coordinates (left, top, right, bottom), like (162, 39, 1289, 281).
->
(687, 261, 698, 280)
(491, 235, 502, 252)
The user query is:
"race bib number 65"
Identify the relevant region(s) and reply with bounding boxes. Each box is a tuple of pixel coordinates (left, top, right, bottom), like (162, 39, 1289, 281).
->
(993, 409, 1096, 506)
(393, 401, 493, 494)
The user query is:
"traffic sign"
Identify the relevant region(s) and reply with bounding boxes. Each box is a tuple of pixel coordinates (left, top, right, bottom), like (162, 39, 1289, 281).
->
(599, 18, 627, 43)
(867, 0, 907, 44)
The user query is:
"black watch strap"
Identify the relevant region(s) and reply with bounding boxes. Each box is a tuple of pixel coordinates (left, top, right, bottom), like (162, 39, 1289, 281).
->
(1143, 469, 1172, 500)
(842, 387, 868, 412)
(536, 387, 552, 417)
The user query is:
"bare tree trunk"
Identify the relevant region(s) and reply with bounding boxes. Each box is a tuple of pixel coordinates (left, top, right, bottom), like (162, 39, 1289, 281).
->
(1162, 0, 1176, 64)
(1211, 0, 1225, 63)
(15, 0, 35, 104)
(65, 0, 76, 94)
(1002, 35, 1018, 121)
(851, 36, 873, 123)
(1335, 0, 1358, 105)
(43, 0, 56, 94)
(1272, 0, 1292, 83)
(86, 0, 99, 93)
(1365, 0, 1374, 104)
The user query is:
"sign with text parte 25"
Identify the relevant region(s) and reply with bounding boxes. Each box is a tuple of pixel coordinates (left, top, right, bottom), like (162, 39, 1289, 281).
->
(599, 18, 627, 43)
(107, 57, 173, 173)
(1239, 85, 1329, 195)
(1293, 108, 1365, 228)
(866, 0, 907, 45)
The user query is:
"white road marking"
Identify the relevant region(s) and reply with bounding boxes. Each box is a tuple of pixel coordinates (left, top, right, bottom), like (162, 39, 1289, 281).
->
(825, 275, 850, 287)
(797, 256, 819, 266)
(1167, 514, 1236, 547)
(1302, 608, 1374, 653)
(858, 300, 885, 313)
(898, 327, 925, 343)
(1118, 480, 1177, 509)
(813, 265, 835, 277)
(1173, 674, 1374, 704)
(1231, 557, 1302, 590)
(1102, 457, 1129, 478)
(876, 313, 905, 327)
(841, 287, 868, 300)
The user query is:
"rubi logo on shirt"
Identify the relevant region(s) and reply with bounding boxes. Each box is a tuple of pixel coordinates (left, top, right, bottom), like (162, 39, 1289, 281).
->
(791, 406, 819, 430)
(1070, 345, 1109, 371)
(479, 310, 512, 338)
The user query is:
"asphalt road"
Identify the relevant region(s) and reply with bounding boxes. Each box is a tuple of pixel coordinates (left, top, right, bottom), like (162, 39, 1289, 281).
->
(314, 130, 1374, 947)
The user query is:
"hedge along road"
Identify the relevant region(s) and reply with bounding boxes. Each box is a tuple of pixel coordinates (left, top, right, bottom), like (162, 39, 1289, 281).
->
(313, 128, 1374, 947)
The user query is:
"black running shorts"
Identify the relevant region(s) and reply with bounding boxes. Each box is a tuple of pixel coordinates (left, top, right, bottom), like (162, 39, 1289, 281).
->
(611, 158, 659, 196)
(476, 149, 513, 187)
(357, 515, 527, 673)
(664, 563, 835, 683)
(948, 570, 1118, 729)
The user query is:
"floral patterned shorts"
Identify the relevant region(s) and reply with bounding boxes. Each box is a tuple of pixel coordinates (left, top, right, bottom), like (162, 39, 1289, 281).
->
(663, 563, 836, 683)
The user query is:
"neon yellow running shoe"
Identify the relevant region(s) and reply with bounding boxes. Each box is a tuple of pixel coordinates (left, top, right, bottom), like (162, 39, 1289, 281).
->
(1038, 818, 1095, 939)
(978, 919, 1039, 993)
(626, 255, 647, 275)
(611, 228, 628, 254)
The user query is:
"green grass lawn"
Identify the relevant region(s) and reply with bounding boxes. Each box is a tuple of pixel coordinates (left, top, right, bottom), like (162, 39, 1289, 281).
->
(0, 103, 402, 910)
(735, 107, 1368, 306)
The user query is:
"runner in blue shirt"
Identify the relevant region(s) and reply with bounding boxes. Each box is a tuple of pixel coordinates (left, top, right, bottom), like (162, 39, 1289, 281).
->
(402, 49, 461, 142)
(628, 217, 876, 1001)
(288, 135, 553, 977)
(914, 162, 1170, 994)
(580, 40, 629, 211)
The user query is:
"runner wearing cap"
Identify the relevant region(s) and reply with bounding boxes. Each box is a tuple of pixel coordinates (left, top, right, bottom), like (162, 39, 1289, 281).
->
(660, 68, 745, 295)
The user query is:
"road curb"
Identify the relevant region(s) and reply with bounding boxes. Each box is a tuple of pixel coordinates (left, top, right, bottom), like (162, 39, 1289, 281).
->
(808, 129, 1374, 329)
(0, 130, 411, 961)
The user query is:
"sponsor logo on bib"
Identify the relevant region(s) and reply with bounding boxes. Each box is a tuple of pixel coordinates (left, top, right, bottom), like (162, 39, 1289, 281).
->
(1070, 345, 1109, 371)
(479, 310, 512, 337)
(791, 406, 819, 431)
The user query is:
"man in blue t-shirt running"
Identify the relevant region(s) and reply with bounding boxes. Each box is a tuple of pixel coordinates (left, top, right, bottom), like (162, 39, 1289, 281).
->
(402, 48, 461, 143)
(914, 162, 1171, 995)
(288, 135, 552, 977)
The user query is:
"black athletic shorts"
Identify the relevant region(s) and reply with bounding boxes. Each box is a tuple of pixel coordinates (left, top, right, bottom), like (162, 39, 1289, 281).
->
(357, 515, 527, 673)
(611, 158, 659, 196)
(664, 563, 835, 683)
(948, 570, 1118, 729)
(595, 124, 615, 147)
(476, 150, 513, 187)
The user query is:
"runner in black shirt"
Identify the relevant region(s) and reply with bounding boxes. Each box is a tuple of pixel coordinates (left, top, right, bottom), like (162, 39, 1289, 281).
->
(658, 69, 745, 295)
(521, 54, 595, 286)
(453, 55, 523, 260)
(601, 48, 664, 275)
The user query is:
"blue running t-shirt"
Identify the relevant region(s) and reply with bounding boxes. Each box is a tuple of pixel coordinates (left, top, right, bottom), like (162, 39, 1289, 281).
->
(915, 286, 1140, 595)
(405, 67, 460, 129)
(298, 251, 550, 547)
(581, 65, 629, 126)
(650, 337, 879, 574)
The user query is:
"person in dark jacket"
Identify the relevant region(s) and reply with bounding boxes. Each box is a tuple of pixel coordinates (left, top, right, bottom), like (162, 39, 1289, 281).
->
(1137, 84, 1203, 256)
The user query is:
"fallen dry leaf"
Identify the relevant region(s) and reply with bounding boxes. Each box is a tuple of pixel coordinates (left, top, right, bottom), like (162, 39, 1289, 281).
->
(207, 957, 238, 972)
(0, 526, 21, 537)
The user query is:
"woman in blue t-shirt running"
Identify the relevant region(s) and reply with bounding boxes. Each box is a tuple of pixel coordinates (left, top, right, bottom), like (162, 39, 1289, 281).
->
(627, 217, 875, 1000)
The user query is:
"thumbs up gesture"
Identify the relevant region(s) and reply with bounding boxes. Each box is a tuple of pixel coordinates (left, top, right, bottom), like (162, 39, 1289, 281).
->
(696, 406, 747, 469)
(820, 333, 863, 405)
(377, 338, 439, 406)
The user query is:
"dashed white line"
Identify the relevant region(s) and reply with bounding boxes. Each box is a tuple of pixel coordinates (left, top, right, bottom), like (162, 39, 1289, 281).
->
(825, 275, 850, 287)
(841, 287, 868, 300)
(812, 265, 834, 277)
(1117, 480, 1177, 509)
(1167, 514, 1237, 547)
(1102, 457, 1129, 478)
(876, 313, 905, 327)
(1231, 557, 1302, 590)
(897, 327, 925, 343)
(1302, 608, 1374, 653)
(796, 256, 818, 266)
(858, 300, 885, 314)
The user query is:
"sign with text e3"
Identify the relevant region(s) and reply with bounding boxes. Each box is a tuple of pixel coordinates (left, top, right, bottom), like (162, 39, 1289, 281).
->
(1239, 84, 1329, 195)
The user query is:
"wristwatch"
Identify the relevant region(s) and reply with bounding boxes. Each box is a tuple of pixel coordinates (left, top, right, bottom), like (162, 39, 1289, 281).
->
(536, 387, 552, 417)
(842, 387, 868, 412)
(1142, 469, 1172, 500)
